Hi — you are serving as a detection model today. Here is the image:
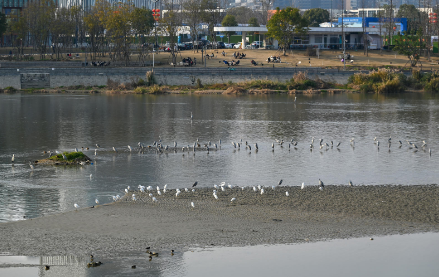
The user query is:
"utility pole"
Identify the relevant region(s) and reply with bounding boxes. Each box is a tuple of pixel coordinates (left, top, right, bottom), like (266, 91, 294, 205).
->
(342, 0, 346, 70)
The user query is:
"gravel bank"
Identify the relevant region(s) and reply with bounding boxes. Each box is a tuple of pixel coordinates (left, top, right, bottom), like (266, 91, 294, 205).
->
(0, 185, 438, 257)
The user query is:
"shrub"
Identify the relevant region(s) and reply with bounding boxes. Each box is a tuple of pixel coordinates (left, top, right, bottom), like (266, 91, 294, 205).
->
(146, 71, 156, 86)
(149, 84, 165, 94)
(424, 77, 439, 92)
(196, 78, 203, 88)
(4, 86, 17, 92)
(106, 78, 120, 90)
(134, 87, 148, 94)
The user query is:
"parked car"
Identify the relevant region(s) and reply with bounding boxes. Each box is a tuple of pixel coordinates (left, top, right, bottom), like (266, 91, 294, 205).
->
(178, 43, 189, 50)
(224, 43, 235, 49)
(207, 41, 225, 49)
(251, 41, 263, 48)
(234, 42, 242, 49)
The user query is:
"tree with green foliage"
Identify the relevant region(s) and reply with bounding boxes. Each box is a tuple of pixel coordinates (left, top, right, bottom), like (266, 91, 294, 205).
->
(266, 7, 308, 55)
(221, 14, 238, 43)
(131, 7, 155, 44)
(84, 5, 106, 61)
(303, 8, 329, 27)
(393, 29, 426, 67)
(248, 17, 259, 27)
(396, 4, 419, 34)
(0, 12, 7, 41)
(183, 0, 205, 51)
(226, 7, 256, 24)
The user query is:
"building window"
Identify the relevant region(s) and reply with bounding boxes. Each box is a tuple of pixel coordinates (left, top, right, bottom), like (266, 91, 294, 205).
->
(315, 36, 323, 43)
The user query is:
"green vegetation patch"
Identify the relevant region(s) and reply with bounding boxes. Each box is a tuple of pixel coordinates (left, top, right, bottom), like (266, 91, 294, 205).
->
(49, 151, 86, 161)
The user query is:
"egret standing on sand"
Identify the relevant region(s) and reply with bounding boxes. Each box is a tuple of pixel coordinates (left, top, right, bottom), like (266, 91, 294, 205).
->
(301, 182, 305, 189)
(191, 202, 195, 208)
(74, 203, 79, 210)
(95, 199, 99, 205)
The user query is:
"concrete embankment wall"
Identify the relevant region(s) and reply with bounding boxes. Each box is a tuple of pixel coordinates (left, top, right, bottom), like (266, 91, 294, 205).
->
(0, 67, 367, 89)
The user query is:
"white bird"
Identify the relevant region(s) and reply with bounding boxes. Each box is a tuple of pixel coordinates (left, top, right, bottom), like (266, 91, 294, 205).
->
(128, 145, 132, 152)
(241, 186, 246, 190)
(348, 180, 353, 187)
(214, 194, 218, 200)
(231, 198, 236, 202)
(191, 112, 193, 119)
(191, 202, 195, 208)
(125, 188, 129, 194)
(149, 193, 153, 197)
(127, 185, 131, 190)
(192, 189, 195, 193)
(152, 197, 157, 202)
(214, 184, 218, 189)
(75, 148, 78, 152)
(132, 194, 137, 201)
(294, 96, 297, 102)
(220, 182, 226, 187)
(140, 187, 145, 192)
(260, 188, 265, 195)
(286, 191, 289, 196)
(112, 196, 118, 201)
(113, 147, 117, 152)
(94, 149, 97, 156)
(257, 185, 261, 190)
(11, 154, 15, 163)
(156, 186, 160, 191)
(90, 174, 93, 179)
(74, 203, 79, 209)
(228, 184, 233, 189)
(157, 190, 162, 196)
(253, 186, 257, 192)
(319, 186, 324, 191)
(29, 163, 34, 170)
(272, 186, 275, 190)
(147, 186, 152, 191)
(185, 188, 189, 192)
(95, 199, 99, 204)
(301, 182, 305, 189)
(175, 191, 181, 197)
(221, 186, 225, 191)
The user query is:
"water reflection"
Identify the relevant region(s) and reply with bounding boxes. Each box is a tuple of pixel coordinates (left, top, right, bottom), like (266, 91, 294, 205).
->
(1, 93, 439, 221)
(1, 232, 438, 277)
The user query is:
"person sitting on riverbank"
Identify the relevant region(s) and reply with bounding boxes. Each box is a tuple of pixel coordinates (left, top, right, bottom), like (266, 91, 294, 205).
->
(223, 60, 229, 66)
(222, 51, 226, 56)
(251, 60, 257, 66)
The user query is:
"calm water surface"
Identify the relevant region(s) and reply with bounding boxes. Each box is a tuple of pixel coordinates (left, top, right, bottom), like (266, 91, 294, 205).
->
(1, 93, 439, 221)
(1, 232, 438, 277)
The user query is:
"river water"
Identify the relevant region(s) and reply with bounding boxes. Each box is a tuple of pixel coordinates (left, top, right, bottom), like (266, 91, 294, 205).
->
(1, 93, 439, 222)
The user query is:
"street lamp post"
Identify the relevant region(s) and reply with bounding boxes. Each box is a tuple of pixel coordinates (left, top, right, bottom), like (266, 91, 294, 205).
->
(342, 0, 345, 70)
(152, 0, 160, 50)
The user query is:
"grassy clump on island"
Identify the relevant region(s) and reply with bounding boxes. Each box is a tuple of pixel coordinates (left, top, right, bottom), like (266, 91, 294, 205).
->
(49, 151, 87, 162)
